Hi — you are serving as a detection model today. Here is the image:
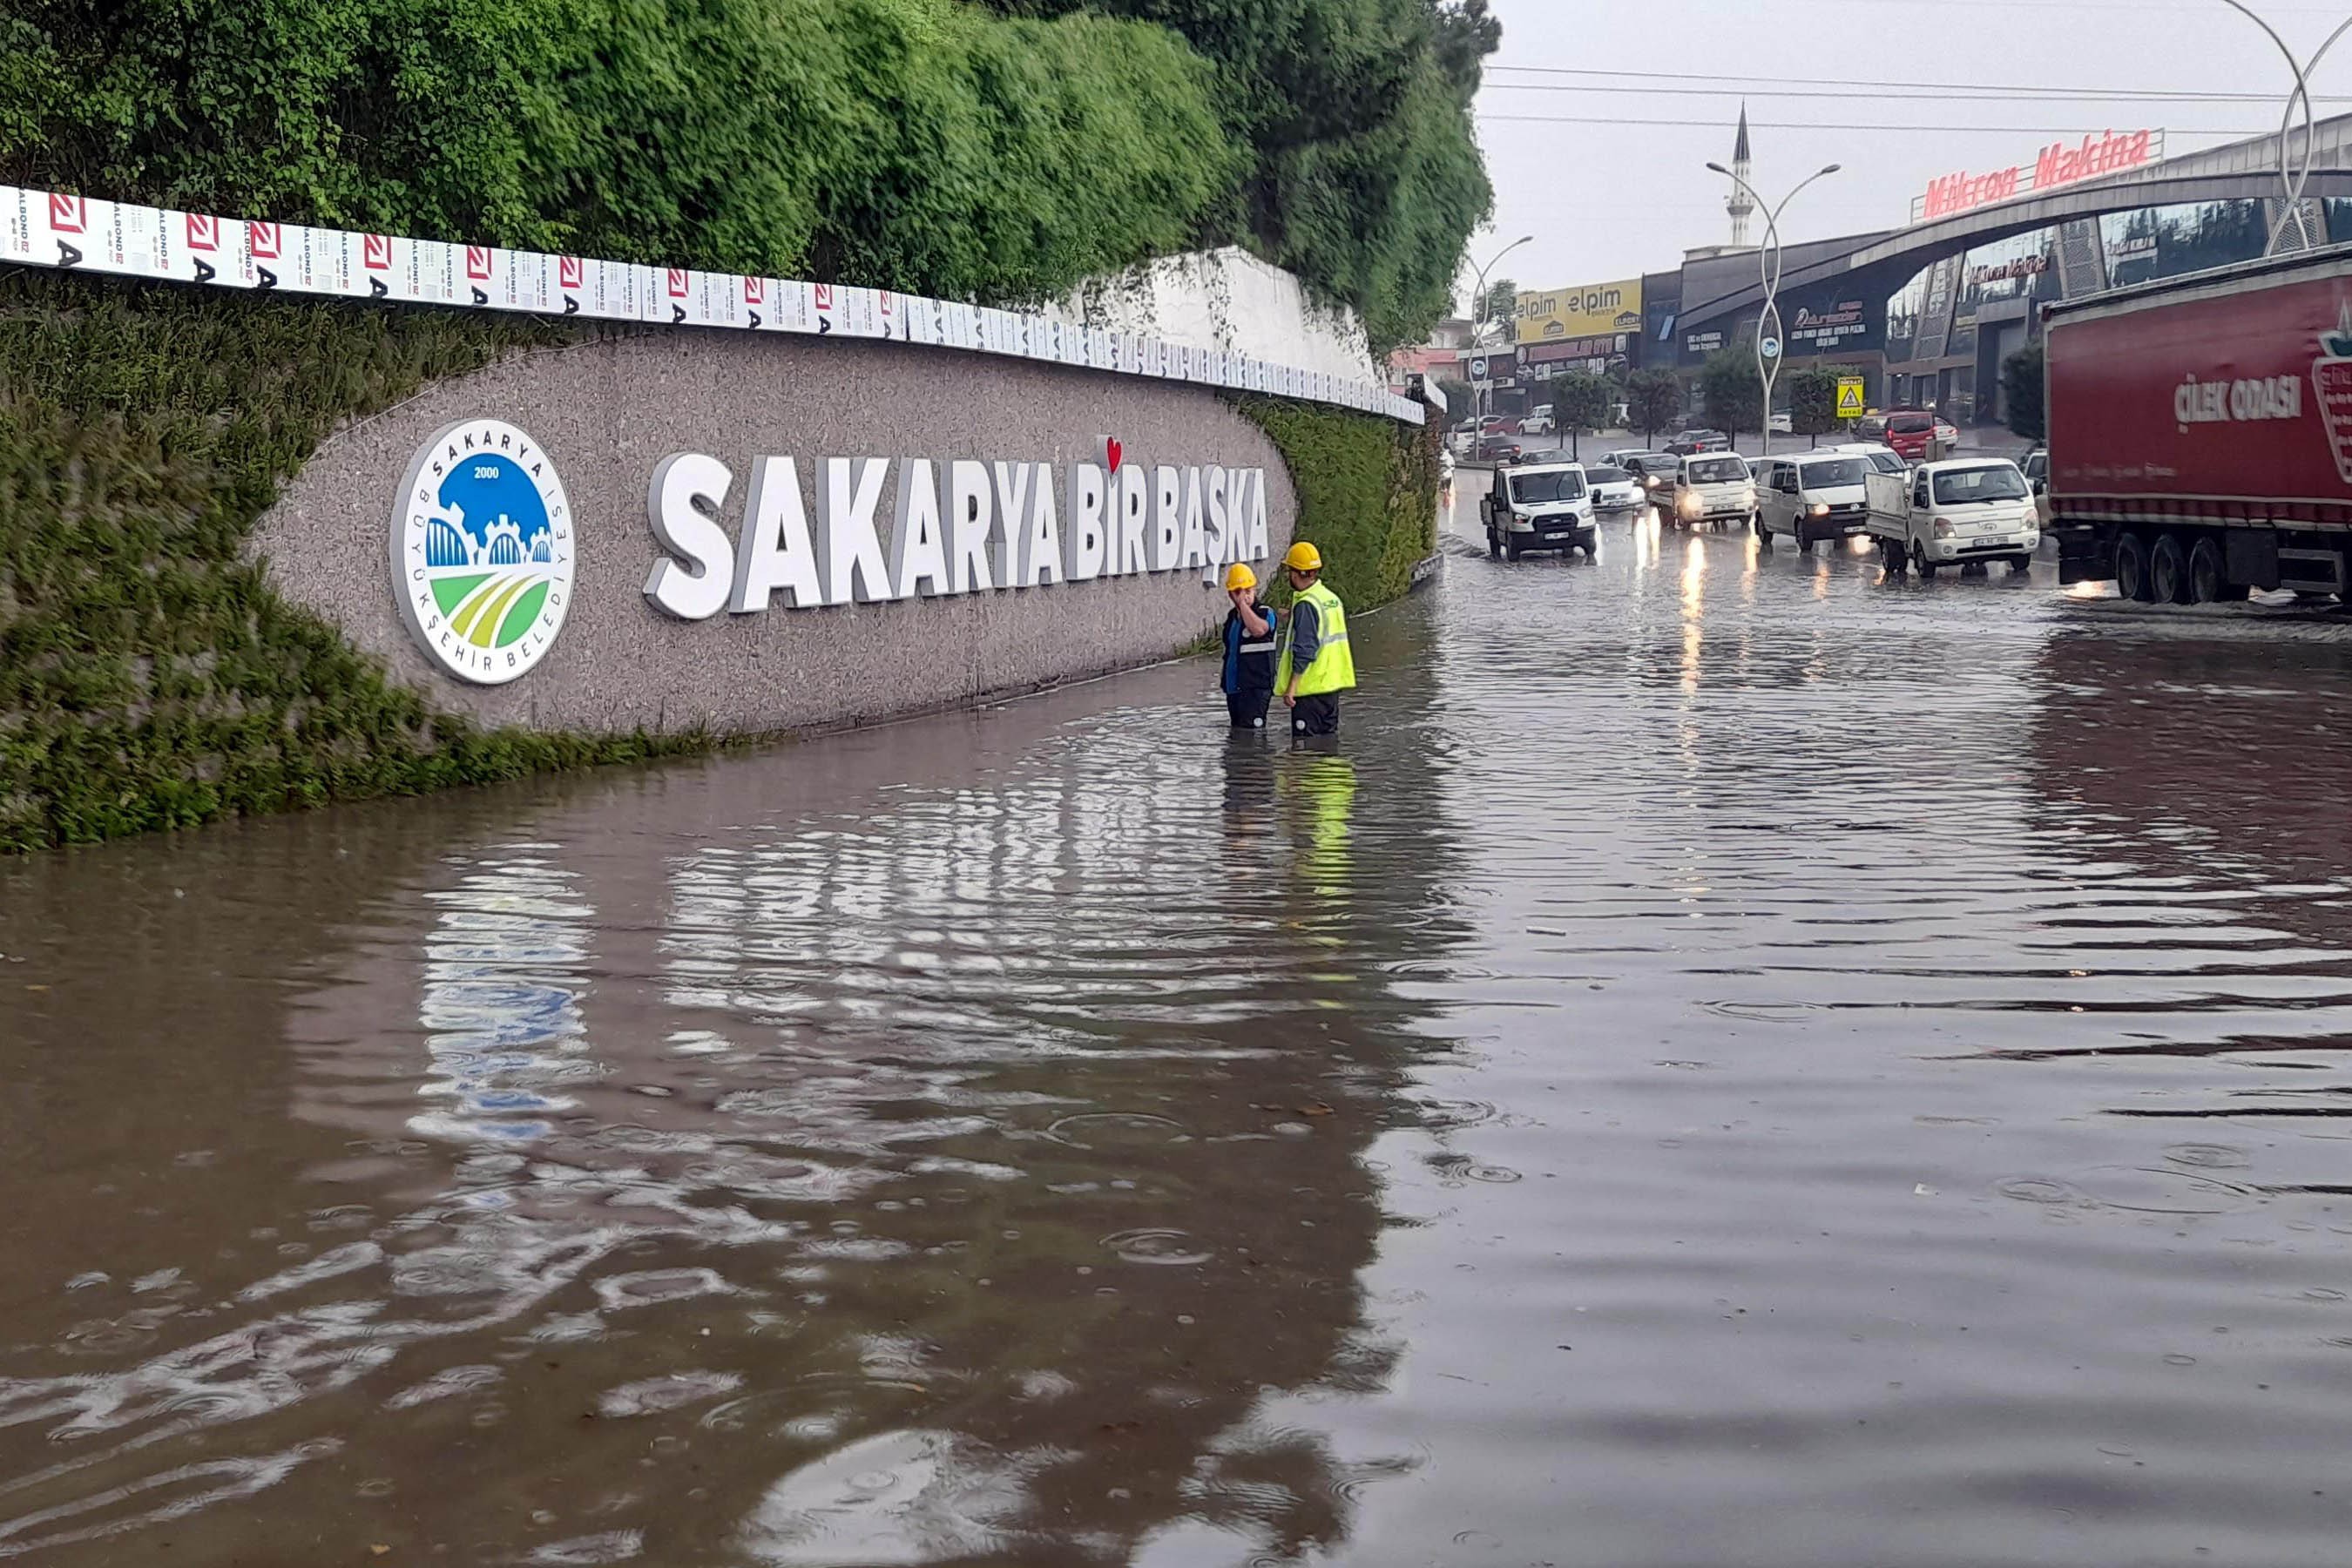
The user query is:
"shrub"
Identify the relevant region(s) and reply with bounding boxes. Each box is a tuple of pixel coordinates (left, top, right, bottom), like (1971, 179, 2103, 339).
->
(0, 272, 709, 852)
(1238, 397, 1437, 612)
(0, 0, 1240, 310)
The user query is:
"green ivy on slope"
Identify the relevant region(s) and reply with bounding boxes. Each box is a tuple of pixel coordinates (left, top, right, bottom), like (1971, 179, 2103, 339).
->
(1238, 397, 1437, 613)
(0, 0, 1240, 311)
(0, 272, 707, 853)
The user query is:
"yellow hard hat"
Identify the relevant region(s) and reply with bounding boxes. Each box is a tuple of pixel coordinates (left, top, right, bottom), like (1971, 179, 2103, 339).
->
(1223, 563, 1258, 592)
(1282, 541, 1323, 572)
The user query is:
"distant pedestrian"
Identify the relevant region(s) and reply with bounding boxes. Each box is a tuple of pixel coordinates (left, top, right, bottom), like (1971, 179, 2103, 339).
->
(1219, 564, 1280, 730)
(1274, 541, 1355, 738)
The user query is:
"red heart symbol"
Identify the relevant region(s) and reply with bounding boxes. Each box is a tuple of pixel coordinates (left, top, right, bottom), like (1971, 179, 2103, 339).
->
(1105, 437, 1123, 475)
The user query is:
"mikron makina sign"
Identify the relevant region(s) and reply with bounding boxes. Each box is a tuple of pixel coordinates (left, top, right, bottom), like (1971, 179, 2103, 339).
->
(392, 422, 1273, 685)
(1912, 129, 2162, 224)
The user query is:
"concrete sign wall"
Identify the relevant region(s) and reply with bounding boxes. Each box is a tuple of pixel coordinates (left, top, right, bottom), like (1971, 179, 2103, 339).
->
(258, 330, 1296, 738)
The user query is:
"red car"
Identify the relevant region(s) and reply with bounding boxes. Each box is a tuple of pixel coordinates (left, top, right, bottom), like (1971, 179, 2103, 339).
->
(1882, 409, 1956, 463)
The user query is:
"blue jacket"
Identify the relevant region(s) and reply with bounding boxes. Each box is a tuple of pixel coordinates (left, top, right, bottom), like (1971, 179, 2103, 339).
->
(1221, 604, 1280, 694)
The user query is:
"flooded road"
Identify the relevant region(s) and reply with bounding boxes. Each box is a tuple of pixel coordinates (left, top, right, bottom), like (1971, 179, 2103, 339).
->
(8, 491, 2352, 1566)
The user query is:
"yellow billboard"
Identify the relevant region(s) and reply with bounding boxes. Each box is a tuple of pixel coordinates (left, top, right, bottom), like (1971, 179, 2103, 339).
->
(1513, 279, 1645, 347)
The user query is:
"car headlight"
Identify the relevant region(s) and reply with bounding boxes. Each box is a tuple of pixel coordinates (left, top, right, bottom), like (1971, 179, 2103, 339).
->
(1741, 486, 1757, 507)
(1644, 475, 1659, 489)
(1808, 503, 1830, 518)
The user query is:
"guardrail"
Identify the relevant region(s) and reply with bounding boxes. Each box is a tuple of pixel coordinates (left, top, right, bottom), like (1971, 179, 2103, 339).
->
(1, 187, 1420, 425)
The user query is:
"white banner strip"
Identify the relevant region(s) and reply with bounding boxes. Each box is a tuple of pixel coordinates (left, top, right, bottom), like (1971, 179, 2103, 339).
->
(0, 186, 1420, 425)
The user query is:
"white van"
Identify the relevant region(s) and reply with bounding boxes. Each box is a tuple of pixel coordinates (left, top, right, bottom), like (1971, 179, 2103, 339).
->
(1481, 462, 1598, 561)
(1670, 452, 1756, 531)
(1754, 452, 1874, 550)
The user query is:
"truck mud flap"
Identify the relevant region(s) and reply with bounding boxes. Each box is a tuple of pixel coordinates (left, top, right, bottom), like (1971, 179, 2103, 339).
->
(2055, 525, 2110, 586)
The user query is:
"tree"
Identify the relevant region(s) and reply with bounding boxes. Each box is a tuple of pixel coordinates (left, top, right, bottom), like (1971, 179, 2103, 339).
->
(1551, 372, 1611, 459)
(1477, 276, 1519, 337)
(1625, 368, 1681, 446)
(1788, 366, 1843, 447)
(2003, 341, 2046, 443)
(5, 0, 1502, 355)
(1700, 349, 1763, 449)
(1434, 376, 1476, 426)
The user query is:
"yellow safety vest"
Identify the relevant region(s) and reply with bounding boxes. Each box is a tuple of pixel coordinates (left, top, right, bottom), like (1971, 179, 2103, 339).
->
(1277, 580, 1356, 696)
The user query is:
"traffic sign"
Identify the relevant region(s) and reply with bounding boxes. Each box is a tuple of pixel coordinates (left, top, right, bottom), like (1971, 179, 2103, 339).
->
(1835, 375, 1867, 420)
(1760, 336, 1781, 360)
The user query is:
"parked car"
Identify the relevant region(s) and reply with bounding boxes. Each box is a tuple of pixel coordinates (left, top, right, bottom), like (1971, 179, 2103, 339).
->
(2022, 448, 2051, 528)
(1481, 462, 1598, 561)
(1754, 453, 1874, 550)
(1476, 433, 1524, 463)
(1666, 429, 1732, 456)
(1670, 453, 1757, 530)
(1855, 414, 1889, 443)
(1583, 465, 1646, 512)
(1767, 409, 1794, 435)
(1447, 429, 1477, 457)
(1521, 407, 1556, 436)
(1882, 409, 1957, 463)
(1618, 451, 1683, 495)
(1866, 458, 2039, 577)
(1479, 414, 1523, 436)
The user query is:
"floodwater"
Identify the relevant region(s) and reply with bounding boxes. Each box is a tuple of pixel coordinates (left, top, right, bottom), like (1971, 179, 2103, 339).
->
(7, 493, 2352, 1567)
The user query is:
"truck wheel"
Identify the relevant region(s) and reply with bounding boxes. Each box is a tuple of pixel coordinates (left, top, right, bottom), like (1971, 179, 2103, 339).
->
(1885, 537, 1907, 572)
(2150, 533, 2190, 605)
(1487, 526, 1500, 560)
(1753, 511, 1768, 542)
(2187, 536, 2226, 604)
(1504, 533, 1522, 563)
(1916, 544, 1938, 579)
(2115, 531, 2155, 602)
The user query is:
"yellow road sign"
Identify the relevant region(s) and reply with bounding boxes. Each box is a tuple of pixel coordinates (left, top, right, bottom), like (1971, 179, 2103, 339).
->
(1835, 376, 1867, 421)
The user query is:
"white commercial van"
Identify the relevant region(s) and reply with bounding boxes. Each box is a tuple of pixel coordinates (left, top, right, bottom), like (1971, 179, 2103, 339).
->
(1754, 453, 1874, 550)
(1865, 459, 2040, 577)
(1669, 452, 1756, 531)
(1481, 462, 1598, 561)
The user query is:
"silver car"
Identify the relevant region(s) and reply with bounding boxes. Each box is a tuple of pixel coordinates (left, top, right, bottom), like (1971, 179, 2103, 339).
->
(1582, 464, 1647, 511)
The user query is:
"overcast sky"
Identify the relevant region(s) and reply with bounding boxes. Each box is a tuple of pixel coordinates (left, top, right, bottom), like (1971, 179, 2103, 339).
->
(1466, 0, 2348, 306)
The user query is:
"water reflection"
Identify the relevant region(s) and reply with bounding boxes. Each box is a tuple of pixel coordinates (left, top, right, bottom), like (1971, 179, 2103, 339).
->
(16, 517, 2352, 1564)
(0, 618, 1463, 1565)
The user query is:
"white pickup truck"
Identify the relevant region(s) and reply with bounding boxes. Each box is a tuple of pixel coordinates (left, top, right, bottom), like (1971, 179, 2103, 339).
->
(1866, 458, 2041, 578)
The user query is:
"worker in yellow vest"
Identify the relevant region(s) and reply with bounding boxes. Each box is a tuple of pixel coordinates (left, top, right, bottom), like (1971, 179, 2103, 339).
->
(1274, 540, 1355, 738)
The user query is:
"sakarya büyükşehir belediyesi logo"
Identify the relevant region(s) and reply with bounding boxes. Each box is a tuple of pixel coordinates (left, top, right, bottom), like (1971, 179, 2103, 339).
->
(390, 419, 576, 685)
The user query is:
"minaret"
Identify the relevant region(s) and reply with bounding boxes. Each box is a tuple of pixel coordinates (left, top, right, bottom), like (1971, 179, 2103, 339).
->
(1727, 104, 1756, 248)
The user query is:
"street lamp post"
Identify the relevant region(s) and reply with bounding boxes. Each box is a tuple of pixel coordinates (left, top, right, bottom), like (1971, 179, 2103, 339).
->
(2214, 1, 2352, 253)
(1707, 161, 1840, 458)
(1465, 235, 1533, 449)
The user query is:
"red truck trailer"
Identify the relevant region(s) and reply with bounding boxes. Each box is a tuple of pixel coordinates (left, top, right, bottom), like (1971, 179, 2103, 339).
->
(2048, 245, 2352, 602)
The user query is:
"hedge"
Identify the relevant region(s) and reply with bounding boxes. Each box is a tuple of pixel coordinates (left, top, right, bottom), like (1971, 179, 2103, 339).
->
(1, 0, 1495, 351)
(0, 270, 713, 854)
(1238, 396, 1438, 612)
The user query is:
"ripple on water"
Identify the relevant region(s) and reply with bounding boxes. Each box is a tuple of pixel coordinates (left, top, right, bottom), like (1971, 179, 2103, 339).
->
(1098, 1228, 1215, 1266)
(592, 1268, 735, 1310)
(1044, 1113, 1190, 1149)
(598, 1371, 743, 1417)
(2166, 1143, 2253, 1170)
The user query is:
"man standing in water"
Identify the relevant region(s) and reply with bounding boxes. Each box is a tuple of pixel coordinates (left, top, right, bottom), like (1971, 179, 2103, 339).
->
(1275, 541, 1355, 738)
(1219, 563, 1280, 730)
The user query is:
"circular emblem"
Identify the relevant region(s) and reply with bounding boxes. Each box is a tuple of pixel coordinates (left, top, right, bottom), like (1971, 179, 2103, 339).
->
(390, 419, 576, 685)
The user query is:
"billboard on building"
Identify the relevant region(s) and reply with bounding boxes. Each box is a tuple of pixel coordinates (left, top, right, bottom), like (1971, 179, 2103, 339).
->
(1515, 279, 1644, 346)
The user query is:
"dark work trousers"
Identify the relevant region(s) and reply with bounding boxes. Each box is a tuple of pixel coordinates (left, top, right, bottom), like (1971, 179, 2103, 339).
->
(1227, 689, 1273, 730)
(1290, 693, 1341, 737)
